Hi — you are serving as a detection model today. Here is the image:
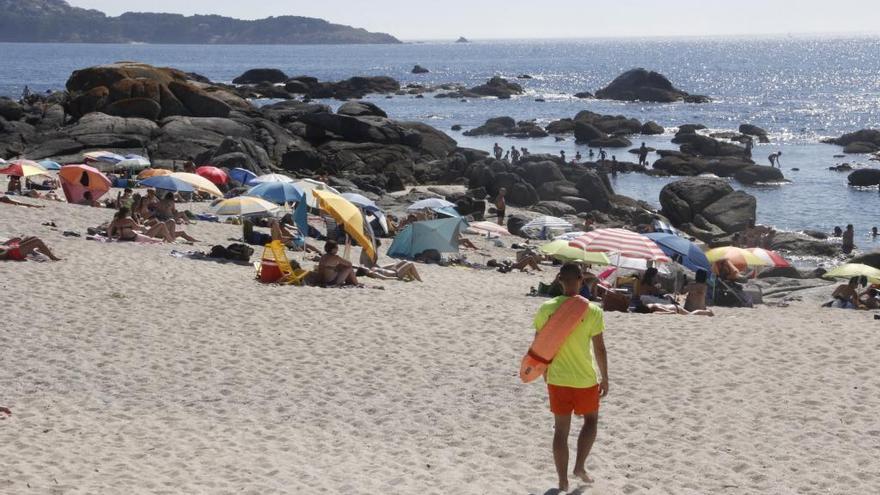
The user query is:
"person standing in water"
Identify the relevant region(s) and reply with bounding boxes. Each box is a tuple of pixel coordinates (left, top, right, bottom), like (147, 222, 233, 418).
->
(598, 148, 607, 162)
(638, 142, 649, 166)
(533, 263, 608, 491)
(842, 224, 855, 254)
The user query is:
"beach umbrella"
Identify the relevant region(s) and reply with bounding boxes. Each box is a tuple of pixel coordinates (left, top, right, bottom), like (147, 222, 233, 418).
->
(520, 216, 574, 239)
(570, 228, 671, 262)
(313, 189, 377, 261)
(388, 217, 465, 259)
(58, 164, 112, 203)
(169, 172, 223, 198)
(251, 173, 295, 185)
(229, 167, 258, 186)
(116, 154, 151, 170)
(341, 192, 380, 212)
(823, 263, 880, 284)
(294, 179, 341, 209)
(645, 232, 711, 272)
(539, 240, 610, 265)
(38, 160, 62, 171)
(137, 168, 172, 180)
(83, 151, 125, 165)
(246, 181, 304, 205)
(139, 175, 195, 193)
(748, 248, 791, 268)
(196, 166, 229, 185)
(407, 198, 456, 211)
(705, 246, 769, 270)
(467, 221, 511, 236)
(210, 196, 280, 217)
(0, 160, 48, 177)
(553, 231, 588, 241)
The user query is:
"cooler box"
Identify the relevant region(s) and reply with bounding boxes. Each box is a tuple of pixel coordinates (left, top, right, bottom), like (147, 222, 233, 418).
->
(259, 260, 282, 283)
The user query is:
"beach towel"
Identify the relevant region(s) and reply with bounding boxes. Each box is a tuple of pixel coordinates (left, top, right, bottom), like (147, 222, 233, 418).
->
(520, 296, 590, 383)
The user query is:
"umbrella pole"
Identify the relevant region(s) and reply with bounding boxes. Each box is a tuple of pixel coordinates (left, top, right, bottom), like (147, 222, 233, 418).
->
(343, 236, 351, 262)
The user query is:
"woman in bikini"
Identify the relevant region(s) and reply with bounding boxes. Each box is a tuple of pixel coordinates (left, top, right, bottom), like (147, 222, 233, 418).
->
(107, 207, 168, 242)
(1, 237, 61, 261)
(317, 240, 359, 286)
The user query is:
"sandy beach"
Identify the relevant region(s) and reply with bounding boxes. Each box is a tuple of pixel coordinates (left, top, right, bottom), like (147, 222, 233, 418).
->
(1, 193, 878, 494)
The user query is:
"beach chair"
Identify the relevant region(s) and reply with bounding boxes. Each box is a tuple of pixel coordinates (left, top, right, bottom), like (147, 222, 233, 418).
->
(615, 275, 640, 297)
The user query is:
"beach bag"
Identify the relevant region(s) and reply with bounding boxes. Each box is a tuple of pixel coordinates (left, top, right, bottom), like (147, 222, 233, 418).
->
(226, 243, 254, 262)
(520, 296, 591, 383)
(208, 245, 229, 259)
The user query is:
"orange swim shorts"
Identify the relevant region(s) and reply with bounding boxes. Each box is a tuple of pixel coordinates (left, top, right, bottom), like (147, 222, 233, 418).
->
(547, 384, 600, 416)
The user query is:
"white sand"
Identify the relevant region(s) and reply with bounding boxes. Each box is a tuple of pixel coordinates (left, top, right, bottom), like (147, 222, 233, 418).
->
(2, 195, 879, 494)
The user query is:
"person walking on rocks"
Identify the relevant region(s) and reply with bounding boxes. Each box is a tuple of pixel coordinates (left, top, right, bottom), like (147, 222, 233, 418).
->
(493, 142, 503, 160)
(744, 138, 754, 159)
(511, 146, 521, 164)
(768, 151, 782, 168)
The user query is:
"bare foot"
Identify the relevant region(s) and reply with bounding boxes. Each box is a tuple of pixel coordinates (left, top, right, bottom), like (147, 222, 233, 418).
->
(573, 468, 594, 483)
(558, 478, 569, 492)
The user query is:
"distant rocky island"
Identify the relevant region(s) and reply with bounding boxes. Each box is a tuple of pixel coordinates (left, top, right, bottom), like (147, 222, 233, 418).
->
(0, 0, 401, 44)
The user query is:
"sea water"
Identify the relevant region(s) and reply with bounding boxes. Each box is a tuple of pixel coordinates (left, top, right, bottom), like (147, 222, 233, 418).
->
(1, 37, 879, 248)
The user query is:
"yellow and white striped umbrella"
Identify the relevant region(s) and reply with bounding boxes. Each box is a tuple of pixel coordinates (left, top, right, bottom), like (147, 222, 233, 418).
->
(170, 172, 223, 198)
(210, 196, 280, 217)
(0, 159, 48, 178)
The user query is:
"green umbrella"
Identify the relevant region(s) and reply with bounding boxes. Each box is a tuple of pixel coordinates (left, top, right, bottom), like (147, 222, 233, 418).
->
(539, 240, 610, 265)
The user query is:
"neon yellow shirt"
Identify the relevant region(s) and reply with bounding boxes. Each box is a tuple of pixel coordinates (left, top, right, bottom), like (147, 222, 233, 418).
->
(533, 296, 605, 388)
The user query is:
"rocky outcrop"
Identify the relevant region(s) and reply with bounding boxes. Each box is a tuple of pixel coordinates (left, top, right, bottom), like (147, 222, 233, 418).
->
(595, 68, 710, 103)
(233, 69, 289, 85)
(641, 121, 664, 135)
(824, 129, 880, 154)
(847, 168, 880, 187)
(734, 165, 785, 185)
(411, 65, 430, 74)
(463, 117, 547, 138)
(660, 178, 756, 240)
(66, 62, 233, 121)
(0, 97, 24, 121)
(467, 77, 524, 99)
(337, 101, 388, 118)
(739, 123, 769, 143)
(672, 132, 746, 157)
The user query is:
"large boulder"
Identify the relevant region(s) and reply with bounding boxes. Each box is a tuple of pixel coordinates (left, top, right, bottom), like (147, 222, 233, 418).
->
(824, 129, 880, 148)
(299, 112, 419, 146)
(463, 116, 516, 136)
(739, 123, 769, 143)
(575, 170, 612, 211)
(533, 201, 577, 216)
(734, 165, 785, 185)
(574, 111, 642, 135)
(843, 142, 880, 154)
(547, 119, 576, 134)
(508, 182, 539, 206)
(848, 168, 880, 187)
(467, 77, 524, 99)
(659, 178, 734, 226)
(0, 98, 24, 121)
(703, 158, 753, 177)
(411, 65, 430, 74)
(24, 112, 158, 161)
(770, 232, 839, 257)
(698, 191, 756, 233)
(574, 122, 606, 143)
(337, 101, 388, 118)
(66, 62, 234, 120)
(673, 133, 746, 157)
(232, 68, 289, 85)
(398, 122, 458, 159)
(536, 180, 580, 200)
(652, 155, 707, 176)
(595, 68, 710, 103)
(589, 136, 632, 148)
(517, 161, 566, 188)
(641, 121, 664, 135)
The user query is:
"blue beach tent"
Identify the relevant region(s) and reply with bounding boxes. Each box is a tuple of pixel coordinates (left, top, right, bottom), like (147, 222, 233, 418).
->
(388, 217, 465, 259)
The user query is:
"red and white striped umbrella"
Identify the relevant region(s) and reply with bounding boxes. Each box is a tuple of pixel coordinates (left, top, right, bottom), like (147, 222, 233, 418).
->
(748, 248, 791, 268)
(569, 228, 671, 262)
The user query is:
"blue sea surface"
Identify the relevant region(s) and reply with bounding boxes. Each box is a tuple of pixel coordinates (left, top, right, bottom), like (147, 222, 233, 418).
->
(1, 37, 879, 248)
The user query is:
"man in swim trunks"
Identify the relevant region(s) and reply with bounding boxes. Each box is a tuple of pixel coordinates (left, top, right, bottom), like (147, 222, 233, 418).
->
(533, 263, 608, 491)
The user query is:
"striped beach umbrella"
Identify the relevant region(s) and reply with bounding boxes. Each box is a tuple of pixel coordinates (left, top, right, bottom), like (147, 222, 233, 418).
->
(705, 246, 770, 271)
(569, 228, 671, 262)
(520, 216, 574, 239)
(0, 160, 48, 177)
(748, 248, 791, 268)
(540, 240, 610, 265)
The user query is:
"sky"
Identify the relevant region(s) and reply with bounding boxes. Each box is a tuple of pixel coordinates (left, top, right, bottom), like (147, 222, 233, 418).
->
(69, 0, 880, 40)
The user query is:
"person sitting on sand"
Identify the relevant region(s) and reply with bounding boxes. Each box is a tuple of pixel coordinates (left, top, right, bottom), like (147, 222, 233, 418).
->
(1, 236, 61, 261)
(647, 270, 714, 316)
(831, 277, 861, 309)
(6, 176, 22, 195)
(859, 287, 880, 310)
(317, 240, 359, 287)
(78, 191, 100, 207)
(155, 192, 190, 224)
(107, 207, 169, 243)
(715, 259, 742, 282)
(533, 263, 608, 491)
(637, 267, 667, 305)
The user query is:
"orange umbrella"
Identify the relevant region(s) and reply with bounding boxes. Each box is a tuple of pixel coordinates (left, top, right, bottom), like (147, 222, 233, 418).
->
(58, 164, 111, 203)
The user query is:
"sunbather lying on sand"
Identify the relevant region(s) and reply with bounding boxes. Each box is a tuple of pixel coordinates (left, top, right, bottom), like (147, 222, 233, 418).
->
(0, 195, 44, 208)
(108, 207, 198, 244)
(357, 261, 422, 282)
(1, 236, 61, 261)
